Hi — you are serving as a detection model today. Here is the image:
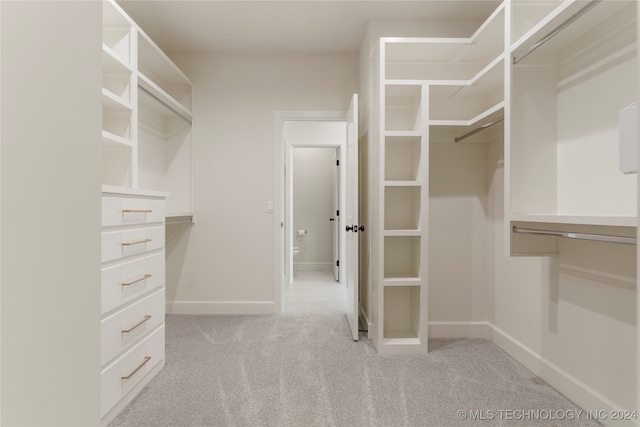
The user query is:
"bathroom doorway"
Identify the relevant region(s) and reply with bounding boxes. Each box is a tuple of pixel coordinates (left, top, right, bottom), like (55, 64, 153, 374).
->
(282, 120, 347, 313)
(285, 146, 344, 313)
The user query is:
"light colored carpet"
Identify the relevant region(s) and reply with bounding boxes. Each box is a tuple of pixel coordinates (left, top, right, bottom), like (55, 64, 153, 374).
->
(110, 314, 600, 427)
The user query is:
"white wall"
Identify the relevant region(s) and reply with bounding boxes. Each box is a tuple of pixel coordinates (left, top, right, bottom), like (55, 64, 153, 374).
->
(487, 139, 637, 417)
(292, 147, 336, 271)
(428, 143, 489, 330)
(166, 53, 358, 314)
(1, 2, 102, 424)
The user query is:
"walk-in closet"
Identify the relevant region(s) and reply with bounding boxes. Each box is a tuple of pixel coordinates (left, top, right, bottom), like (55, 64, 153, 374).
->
(1, 1, 638, 425)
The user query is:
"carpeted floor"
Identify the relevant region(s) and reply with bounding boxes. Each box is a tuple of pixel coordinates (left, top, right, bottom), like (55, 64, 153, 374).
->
(110, 314, 601, 427)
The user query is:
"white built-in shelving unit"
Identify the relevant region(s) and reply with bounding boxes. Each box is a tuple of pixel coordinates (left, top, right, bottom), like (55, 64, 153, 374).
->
(102, 0, 194, 222)
(372, 3, 506, 354)
(506, 0, 638, 254)
(100, 1, 194, 424)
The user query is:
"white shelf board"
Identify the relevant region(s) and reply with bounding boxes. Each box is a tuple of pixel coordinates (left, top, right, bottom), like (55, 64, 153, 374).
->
(383, 276, 421, 284)
(102, 45, 132, 74)
(102, 185, 169, 198)
(138, 73, 192, 121)
(509, 213, 637, 228)
(429, 101, 504, 127)
(383, 3, 504, 67)
(383, 279, 421, 287)
(384, 181, 422, 187)
(102, 88, 132, 111)
(382, 334, 420, 344)
(102, 130, 133, 149)
(137, 30, 193, 87)
(511, 0, 630, 57)
(384, 230, 422, 237)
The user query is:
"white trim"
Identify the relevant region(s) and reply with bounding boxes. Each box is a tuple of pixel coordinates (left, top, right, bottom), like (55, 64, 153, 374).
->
(274, 110, 348, 316)
(488, 323, 632, 427)
(428, 321, 491, 338)
(426, 320, 632, 425)
(166, 301, 276, 315)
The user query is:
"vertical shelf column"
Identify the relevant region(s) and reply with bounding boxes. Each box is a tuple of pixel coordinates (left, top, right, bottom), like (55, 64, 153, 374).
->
(102, 0, 137, 188)
(377, 61, 429, 353)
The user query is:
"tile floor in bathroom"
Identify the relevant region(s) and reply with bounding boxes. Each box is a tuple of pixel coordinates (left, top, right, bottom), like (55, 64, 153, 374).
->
(284, 269, 345, 314)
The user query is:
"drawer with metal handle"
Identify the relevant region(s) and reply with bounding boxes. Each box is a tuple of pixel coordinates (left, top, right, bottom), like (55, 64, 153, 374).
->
(101, 288, 165, 365)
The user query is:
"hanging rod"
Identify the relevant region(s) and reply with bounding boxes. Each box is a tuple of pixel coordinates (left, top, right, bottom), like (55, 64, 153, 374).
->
(512, 225, 636, 245)
(138, 85, 193, 125)
(513, 0, 601, 65)
(454, 117, 503, 143)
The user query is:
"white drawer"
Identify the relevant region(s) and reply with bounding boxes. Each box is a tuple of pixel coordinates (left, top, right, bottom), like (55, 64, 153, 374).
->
(101, 325, 164, 417)
(101, 288, 165, 365)
(102, 195, 165, 227)
(101, 251, 165, 314)
(101, 226, 164, 263)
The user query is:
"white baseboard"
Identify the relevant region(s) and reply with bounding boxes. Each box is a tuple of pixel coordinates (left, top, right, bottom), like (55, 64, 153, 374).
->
(487, 322, 633, 427)
(426, 321, 632, 426)
(428, 321, 491, 338)
(166, 301, 276, 315)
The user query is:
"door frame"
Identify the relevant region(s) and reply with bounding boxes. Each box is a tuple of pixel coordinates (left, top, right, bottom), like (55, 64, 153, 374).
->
(274, 110, 347, 314)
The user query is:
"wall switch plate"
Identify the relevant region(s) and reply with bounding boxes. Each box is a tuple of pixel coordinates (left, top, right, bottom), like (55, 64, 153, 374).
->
(619, 102, 638, 174)
(267, 201, 274, 213)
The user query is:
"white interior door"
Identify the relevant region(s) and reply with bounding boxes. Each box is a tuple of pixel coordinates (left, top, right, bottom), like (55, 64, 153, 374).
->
(345, 94, 359, 341)
(332, 149, 340, 281)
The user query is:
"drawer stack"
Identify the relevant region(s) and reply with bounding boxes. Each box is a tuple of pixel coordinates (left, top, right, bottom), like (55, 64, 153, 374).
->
(101, 188, 167, 423)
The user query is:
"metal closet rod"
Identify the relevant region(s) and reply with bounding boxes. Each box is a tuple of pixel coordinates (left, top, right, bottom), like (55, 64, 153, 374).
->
(513, 0, 601, 65)
(138, 85, 193, 125)
(512, 225, 636, 245)
(454, 116, 503, 143)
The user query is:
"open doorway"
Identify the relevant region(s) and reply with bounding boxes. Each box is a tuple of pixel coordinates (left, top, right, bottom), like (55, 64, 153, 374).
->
(283, 121, 346, 313)
(274, 95, 359, 340)
(285, 146, 344, 313)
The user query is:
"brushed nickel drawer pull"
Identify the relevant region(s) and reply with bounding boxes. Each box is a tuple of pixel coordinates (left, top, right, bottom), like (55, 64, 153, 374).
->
(121, 274, 152, 287)
(121, 356, 151, 380)
(121, 239, 151, 247)
(122, 315, 152, 334)
(122, 209, 152, 213)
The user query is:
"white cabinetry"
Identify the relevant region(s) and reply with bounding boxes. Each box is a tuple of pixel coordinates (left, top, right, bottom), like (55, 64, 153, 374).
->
(100, 1, 193, 423)
(100, 189, 167, 424)
(371, 4, 505, 354)
(506, 0, 638, 254)
(102, 0, 194, 222)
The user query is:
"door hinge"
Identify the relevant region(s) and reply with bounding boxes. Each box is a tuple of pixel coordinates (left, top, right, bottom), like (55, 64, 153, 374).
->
(336, 159, 340, 166)
(337, 210, 339, 216)
(336, 260, 339, 267)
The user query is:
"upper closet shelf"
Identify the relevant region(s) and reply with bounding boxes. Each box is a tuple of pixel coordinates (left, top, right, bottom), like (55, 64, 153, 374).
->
(510, 213, 636, 228)
(429, 101, 504, 127)
(138, 75, 192, 125)
(137, 31, 192, 114)
(383, 3, 504, 80)
(511, 0, 631, 63)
